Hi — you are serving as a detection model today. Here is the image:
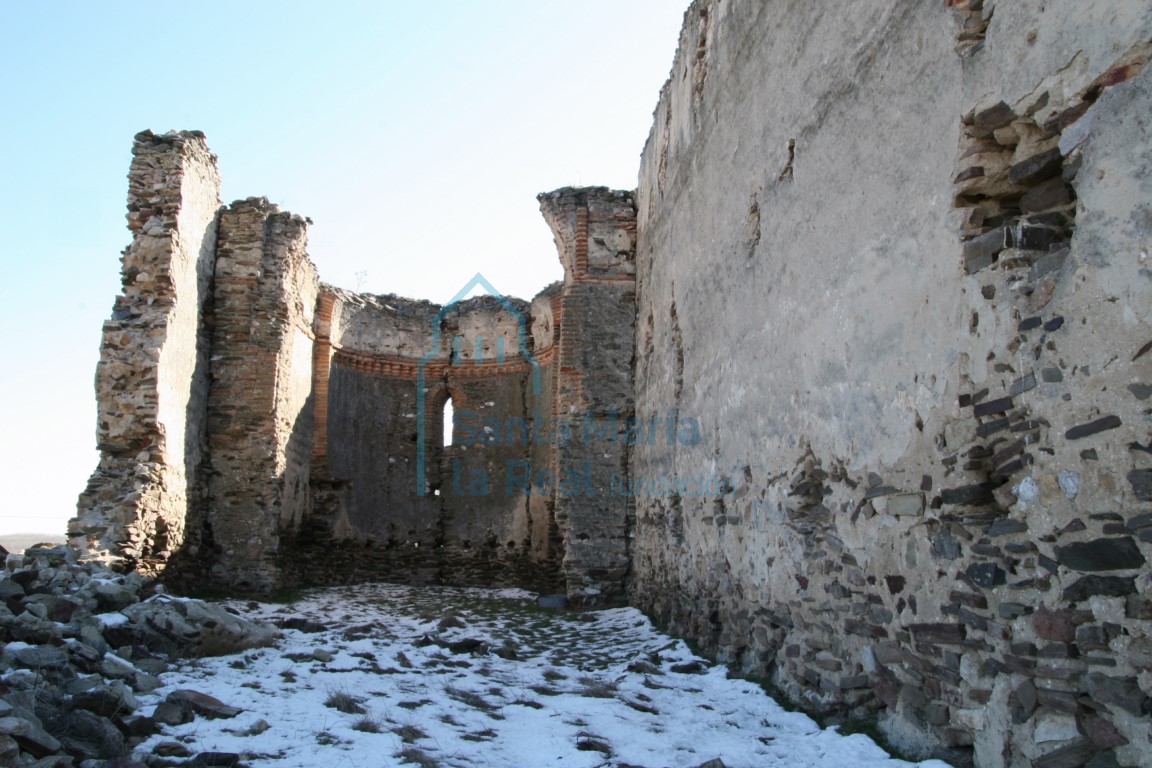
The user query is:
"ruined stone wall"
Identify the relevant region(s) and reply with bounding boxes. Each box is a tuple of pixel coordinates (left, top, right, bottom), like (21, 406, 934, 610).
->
(72, 130, 221, 573)
(293, 291, 564, 590)
(631, 1, 1152, 765)
(539, 188, 638, 604)
(73, 130, 636, 596)
(198, 197, 318, 592)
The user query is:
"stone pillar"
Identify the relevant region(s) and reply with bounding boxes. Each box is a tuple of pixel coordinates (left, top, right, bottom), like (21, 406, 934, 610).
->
(205, 197, 318, 591)
(72, 130, 221, 573)
(538, 187, 637, 604)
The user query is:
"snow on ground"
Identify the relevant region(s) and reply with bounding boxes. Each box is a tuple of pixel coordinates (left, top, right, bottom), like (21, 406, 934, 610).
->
(135, 584, 954, 768)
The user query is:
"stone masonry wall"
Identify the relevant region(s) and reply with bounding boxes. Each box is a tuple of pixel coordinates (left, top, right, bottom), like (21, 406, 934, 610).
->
(72, 130, 221, 573)
(74, 131, 636, 597)
(198, 197, 318, 592)
(291, 290, 565, 591)
(539, 188, 638, 604)
(631, 1, 1152, 766)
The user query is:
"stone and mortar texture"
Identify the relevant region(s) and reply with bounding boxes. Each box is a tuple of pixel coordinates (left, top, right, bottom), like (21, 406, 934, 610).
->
(72, 131, 638, 605)
(71, 0, 1152, 764)
(629, 0, 1152, 766)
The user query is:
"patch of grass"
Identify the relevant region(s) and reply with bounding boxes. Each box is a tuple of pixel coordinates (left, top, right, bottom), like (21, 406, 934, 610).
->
(577, 676, 617, 699)
(315, 730, 342, 746)
(324, 690, 366, 715)
(542, 669, 567, 682)
(444, 685, 498, 712)
(461, 728, 498, 743)
(352, 716, 383, 734)
(398, 699, 432, 710)
(391, 724, 428, 744)
(511, 699, 544, 709)
(396, 748, 440, 768)
(529, 685, 561, 697)
(575, 733, 612, 756)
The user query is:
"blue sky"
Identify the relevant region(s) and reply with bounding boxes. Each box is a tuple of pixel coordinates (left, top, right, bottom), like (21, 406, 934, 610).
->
(0, 1, 687, 535)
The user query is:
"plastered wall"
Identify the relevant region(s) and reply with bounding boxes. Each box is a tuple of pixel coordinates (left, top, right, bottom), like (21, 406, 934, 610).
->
(631, 1, 1152, 764)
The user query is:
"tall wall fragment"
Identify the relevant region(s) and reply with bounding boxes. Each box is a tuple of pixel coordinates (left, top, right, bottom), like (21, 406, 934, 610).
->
(539, 187, 638, 604)
(72, 130, 221, 572)
(201, 198, 318, 591)
(631, 1, 1152, 765)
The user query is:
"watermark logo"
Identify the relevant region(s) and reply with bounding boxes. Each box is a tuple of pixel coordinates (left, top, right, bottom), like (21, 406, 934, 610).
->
(415, 273, 540, 495)
(415, 272, 709, 499)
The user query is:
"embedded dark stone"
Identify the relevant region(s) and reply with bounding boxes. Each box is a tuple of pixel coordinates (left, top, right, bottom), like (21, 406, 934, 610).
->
(1125, 595, 1152, 620)
(1014, 679, 1038, 722)
(949, 590, 987, 610)
(963, 230, 1003, 273)
(1058, 518, 1087, 535)
(1134, 338, 1152, 362)
(1085, 673, 1145, 715)
(1055, 537, 1145, 572)
(985, 518, 1027, 537)
(872, 642, 904, 666)
(1042, 367, 1064, 383)
(839, 674, 870, 690)
(1019, 316, 1044, 331)
(998, 602, 1031, 619)
(974, 101, 1016, 135)
(907, 623, 966, 645)
(1085, 750, 1123, 768)
(965, 562, 1006, 589)
(1011, 641, 1038, 656)
(954, 167, 984, 183)
(941, 484, 994, 506)
(1020, 176, 1072, 213)
(977, 417, 1011, 437)
(1035, 688, 1081, 714)
(1080, 449, 1098, 461)
(863, 485, 900, 499)
(1043, 316, 1065, 332)
(1079, 713, 1129, 749)
(1009, 147, 1063, 186)
(1002, 655, 1037, 674)
(1009, 373, 1037, 396)
(1126, 513, 1152, 531)
(1029, 248, 1069, 282)
(993, 453, 1034, 479)
(974, 396, 1014, 418)
(1065, 415, 1122, 440)
(1034, 607, 1075, 642)
(1075, 624, 1109, 649)
(1032, 738, 1095, 768)
(1127, 383, 1152, 400)
(1038, 643, 1078, 659)
(885, 575, 906, 595)
(1126, 469, 1152, 501)
(901, 684, 929, 710)
(1062, 576, 1137, 602)
(1083, 656, 1118, 667)
(1015, 225, 1064, 253)
(957, 607, 988, 631)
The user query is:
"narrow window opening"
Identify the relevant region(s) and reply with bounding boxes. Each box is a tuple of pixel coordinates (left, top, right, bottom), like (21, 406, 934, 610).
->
(442, 396, 455, 447)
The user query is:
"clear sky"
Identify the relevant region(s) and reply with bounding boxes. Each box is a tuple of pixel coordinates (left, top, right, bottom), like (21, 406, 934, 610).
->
(0, 1, 688, 536)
